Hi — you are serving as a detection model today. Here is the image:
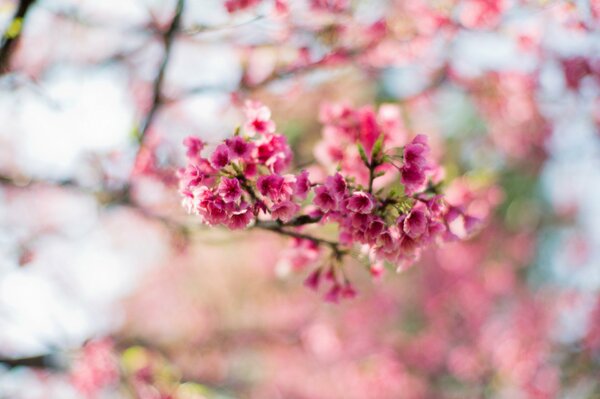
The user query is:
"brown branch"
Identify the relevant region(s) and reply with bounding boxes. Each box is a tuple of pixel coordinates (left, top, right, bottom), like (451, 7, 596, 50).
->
(0, 353, 62, 370)
(0, 0, 37, 74)
(136, 0, 185, 144)
(177, 47, 361, 99)
(253, 217, 346, 258)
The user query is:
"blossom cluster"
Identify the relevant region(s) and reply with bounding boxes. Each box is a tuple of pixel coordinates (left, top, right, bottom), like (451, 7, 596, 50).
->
(179, 101, 476, 300)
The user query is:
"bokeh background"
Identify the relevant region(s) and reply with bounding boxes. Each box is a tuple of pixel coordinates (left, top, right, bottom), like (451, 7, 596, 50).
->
(0, 0, 599, 398)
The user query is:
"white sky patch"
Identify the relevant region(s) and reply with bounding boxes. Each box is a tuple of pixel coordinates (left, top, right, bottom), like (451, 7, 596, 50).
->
(167, 41, 241, 92)
(9, 67, 134, 179)
(0, 203, 169, 356)
(452, 31, 537, 77)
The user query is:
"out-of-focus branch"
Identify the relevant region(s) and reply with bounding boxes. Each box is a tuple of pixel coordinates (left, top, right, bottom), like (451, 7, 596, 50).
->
(176, 48, 360, 100)
(136, 0, 185, 144)
(0, 354, 62, 370)
(0, 172, 191, 234)
(0, 0, 37, 74)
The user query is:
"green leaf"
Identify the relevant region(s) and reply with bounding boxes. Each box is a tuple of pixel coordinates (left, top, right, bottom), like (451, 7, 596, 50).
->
(5, 18, 22, 39)
(370, 133, 385, 163)
(357, 143, 369, 166)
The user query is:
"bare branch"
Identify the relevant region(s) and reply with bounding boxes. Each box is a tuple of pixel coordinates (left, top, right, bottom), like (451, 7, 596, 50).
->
(136, 0, 185, 144)
(0, 0, 37, 74)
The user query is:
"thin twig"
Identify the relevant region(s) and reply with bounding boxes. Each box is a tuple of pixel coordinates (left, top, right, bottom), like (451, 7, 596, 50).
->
(0, 0, 37, 73)
(136, 0, 185, 143)
(253, 218, 345, 258)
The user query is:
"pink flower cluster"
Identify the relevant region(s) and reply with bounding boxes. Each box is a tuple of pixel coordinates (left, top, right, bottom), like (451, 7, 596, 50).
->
(178, 100, 303, 230)
(179, 100, 476, 298)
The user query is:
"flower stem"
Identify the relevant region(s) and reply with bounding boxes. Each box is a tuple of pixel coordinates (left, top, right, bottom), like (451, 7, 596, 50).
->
(253, 219, 345, 259)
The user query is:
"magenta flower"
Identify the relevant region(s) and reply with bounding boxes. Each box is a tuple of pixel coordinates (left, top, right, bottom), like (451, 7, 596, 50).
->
(226, 136, 253, 160)
(210, 144, 230, 169)
(325, 173, 347, 199)
(199, 195, 228, 225)
(401, 163, 426, 195)
(270, 201, 300, 223)
(244, 100, 276, 136)
(314, 185, 337, 212)
(377, 227, 399, 254)
(358, 107, 379, 154)
(324, 283, 342, 303)
(257, 133, 293, 172)
(227, 206, 254, 230)
(346, 191, 374, 214)
(257, 174, 294, 203)
(403, 208, 428, 238)
(294, 170, 311, 200)
(403, 134, 429, 167)
(218, 177, 243, 203)
(365, 218, 386, 241)
(183, 136, 205, 159)
(351, 213, 369, 229)
(341, 282, 357, 299)
(179, 164, 205, 188)
(304, 268, 322, 291)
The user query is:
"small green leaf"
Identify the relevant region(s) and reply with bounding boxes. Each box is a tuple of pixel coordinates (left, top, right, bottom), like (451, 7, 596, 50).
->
(130, 125, 141, 143)
(370, 133, 385, 164)
(357, 143, 369, 166)
(5, 18, 22, 39)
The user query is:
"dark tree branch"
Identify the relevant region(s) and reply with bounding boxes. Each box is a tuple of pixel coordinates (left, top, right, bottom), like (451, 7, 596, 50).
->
(253, 219, 345, 258)
(0, 0, 37, 74)
(136, 0, 185, 144)
(0, 354, 62, 370)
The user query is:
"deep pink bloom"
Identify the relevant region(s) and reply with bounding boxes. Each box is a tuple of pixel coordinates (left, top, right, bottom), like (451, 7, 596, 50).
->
(403, 208, 428, 238)
(270, 201, 300, 223)
(180, 164, 205, 188)
(256, 133, 293, 172)
(304, 268, 322, 291)
(341, 282, 357, 299)
(351, 213, 370, 229)
(244, 100, 275, 136)
(369, 261, 384, 278)
(346, 191, 374, 214)
(365, 218, 386, 241)
(183, 136, 205, 159)
(325, 173, 347, 199)
(225, 0, 261, 13)
(218, 177, 243, 203)
(358, 107, 380, 154)
(378, 227, 399, 254)
(256, 174, 294, 203)
(226, 136, 253, 160)
(294, 170, 311, 200)
(324, 283, 342, 303)
(203, 197, 228, 225)
(401, 163, 426, 195)
(284, 238, 321, 270)
(314, 185, 337, 212)
(427, 195, 447, 217)
(404, 134, 429, 167)
(210, 144, 230, 169)
(227, 205, 254, 229)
